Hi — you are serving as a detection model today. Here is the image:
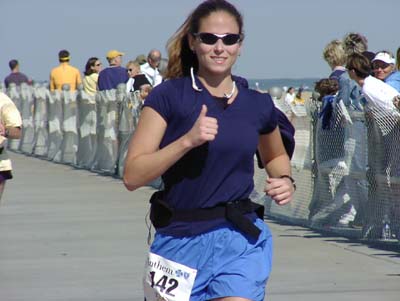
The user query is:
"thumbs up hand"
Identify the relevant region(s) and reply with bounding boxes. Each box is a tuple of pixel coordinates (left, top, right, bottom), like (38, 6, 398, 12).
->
(184, 105, 218, 148)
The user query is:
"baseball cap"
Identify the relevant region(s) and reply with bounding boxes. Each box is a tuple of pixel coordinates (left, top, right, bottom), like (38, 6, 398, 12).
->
(106, 50, 125, 59)
(372, 52, 395, 65)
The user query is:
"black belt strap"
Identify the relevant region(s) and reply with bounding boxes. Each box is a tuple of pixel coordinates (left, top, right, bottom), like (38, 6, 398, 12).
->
(149, 191, 264, 240)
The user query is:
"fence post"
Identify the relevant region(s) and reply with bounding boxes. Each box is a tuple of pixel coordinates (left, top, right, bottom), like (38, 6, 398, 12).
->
(47, 89, 63, 161)
(6, 83, 22, 151)
(76, 86, 97, 169)
(32, 83, 49, 157)
(19, 83, 35, 154)
(59, 84, 78, 165)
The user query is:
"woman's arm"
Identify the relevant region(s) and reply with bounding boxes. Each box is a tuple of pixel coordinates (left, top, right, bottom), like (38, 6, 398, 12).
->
(123, 104, 217, 191)
(0, 124, 21, 139)
(258, 127, 294, 206)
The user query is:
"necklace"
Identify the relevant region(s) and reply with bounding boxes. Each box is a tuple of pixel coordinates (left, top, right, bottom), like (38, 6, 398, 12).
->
(224, 81, 236, 98)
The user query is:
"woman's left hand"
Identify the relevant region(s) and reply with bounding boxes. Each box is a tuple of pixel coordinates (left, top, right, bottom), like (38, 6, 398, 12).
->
(264, 177, 295, 206)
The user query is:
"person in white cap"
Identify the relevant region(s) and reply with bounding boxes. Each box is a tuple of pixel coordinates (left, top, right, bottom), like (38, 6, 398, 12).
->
(97, 49, 129, 91)
(372, 50, 400, 92)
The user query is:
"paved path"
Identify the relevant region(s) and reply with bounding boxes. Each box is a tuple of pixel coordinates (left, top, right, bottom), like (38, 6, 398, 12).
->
(0, 153, 399, 301)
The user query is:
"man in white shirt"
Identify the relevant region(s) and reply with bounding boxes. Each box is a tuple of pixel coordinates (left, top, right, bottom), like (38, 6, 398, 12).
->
(140, 49, 163, 87)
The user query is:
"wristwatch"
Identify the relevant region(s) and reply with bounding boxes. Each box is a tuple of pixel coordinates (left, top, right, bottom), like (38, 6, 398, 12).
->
(280, 175, 296, 191)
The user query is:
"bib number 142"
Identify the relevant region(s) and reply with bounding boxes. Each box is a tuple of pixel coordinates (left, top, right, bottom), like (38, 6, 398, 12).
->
(143, 252, 197, 301)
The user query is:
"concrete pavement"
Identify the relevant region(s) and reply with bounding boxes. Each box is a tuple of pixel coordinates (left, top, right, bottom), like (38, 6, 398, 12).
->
(0, 153, 399, 301)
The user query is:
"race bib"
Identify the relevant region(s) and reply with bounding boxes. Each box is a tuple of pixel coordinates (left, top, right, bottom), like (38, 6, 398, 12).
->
(143, 252, 197, 301)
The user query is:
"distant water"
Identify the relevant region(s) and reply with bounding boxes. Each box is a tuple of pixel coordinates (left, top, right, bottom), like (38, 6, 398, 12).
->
(248, 78, 319, 92)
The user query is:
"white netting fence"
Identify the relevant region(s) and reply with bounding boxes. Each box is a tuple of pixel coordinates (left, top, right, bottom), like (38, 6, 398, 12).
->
(5, 83, 400, 242)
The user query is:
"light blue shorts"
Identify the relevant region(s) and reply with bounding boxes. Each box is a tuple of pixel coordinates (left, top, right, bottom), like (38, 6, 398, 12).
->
(149, 218, 273, 301)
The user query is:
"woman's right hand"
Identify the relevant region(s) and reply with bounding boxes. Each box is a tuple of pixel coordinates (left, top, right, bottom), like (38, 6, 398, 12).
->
(184, 104, 218, 148)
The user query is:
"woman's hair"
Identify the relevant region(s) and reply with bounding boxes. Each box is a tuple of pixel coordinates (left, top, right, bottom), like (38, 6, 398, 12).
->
(314, 78, 339, 101)
(343, 32, 368, 56)
(126, 60, 140, 70)
(346, 53, 371, 79)
(165, 0, 244, 79)
(323, 40, 347, 68)
(84, 57, 99, 76)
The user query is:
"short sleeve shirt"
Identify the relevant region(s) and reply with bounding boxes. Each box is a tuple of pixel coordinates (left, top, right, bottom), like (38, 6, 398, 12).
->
(362, 75, 399, 112)
(0, 92, 22, 171)
(144, 76, 277, 236)
(4, 72, 29, 88)
(50, 63, 82, 91)
(97, 66, 129, 91)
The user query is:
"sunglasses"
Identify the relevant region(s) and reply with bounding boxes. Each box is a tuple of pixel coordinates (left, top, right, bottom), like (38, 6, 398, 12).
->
(193, 32, 242, 46)
(95, 63, 102, 66)
(372, 62, 390, 70)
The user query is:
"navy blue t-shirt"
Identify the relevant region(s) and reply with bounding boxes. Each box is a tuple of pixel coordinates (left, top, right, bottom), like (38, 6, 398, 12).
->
(98, 66, 129, 91)
(144, 76, 278, 236)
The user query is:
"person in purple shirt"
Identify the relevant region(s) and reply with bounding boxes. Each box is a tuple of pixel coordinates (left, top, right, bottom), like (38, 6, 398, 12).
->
(97, 50, 129, 91)
(123, 1, 295, 300)
(4, 59, 30, 89)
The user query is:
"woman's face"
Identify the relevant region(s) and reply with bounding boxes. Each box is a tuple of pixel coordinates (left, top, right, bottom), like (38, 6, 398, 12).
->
(189, 11, 242, 78)
(373, 61, 394, 81)
(127, 64, 140, 78)
(92, 60, 102, 73)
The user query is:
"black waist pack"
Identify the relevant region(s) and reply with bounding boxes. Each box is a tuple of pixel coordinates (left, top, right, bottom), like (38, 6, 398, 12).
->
(149, 191, 265, 240)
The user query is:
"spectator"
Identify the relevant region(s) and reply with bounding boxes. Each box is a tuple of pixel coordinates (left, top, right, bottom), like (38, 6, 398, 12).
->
(0, 92, 22, 205)
(342, 32, 368, 57)
(97, 50, 129, 91)
(157, 58, 169, 79)
(125, 60, 141, 93)
(347, 53, 400, 239)
(132, 73, 152, 102)
(140, 49, 163, 87)
(50, 49, 82, 92)
(372, 51, 400, 92)
(4, 59, 30, 89)
(134, 54, 147, 66)
(323, 39, 363, 109)
(293, 87, 305, 105)
(82, 57, 102, 96)
(348, 53, 400, 112)
(284, 87, 295, 105)
(319, 39, 366, 227)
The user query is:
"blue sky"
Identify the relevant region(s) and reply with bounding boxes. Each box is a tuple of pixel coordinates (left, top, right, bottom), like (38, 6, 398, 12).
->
(1, 0, 399, 81)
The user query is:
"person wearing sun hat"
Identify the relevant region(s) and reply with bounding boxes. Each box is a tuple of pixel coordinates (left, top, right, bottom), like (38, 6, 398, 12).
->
(372, 50, 400, 92)
(97, 49, 129, 91)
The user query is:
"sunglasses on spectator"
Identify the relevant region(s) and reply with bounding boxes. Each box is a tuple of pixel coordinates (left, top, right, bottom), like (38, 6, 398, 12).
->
(372, 62, 390, 70)
(193, 32, 243, 46)
(95, 63, 102, 66)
